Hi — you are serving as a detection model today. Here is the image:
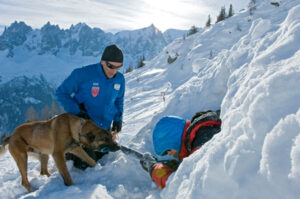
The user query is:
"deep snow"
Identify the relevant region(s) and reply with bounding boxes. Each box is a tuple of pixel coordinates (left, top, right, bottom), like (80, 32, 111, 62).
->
(0, 0, 300, 198)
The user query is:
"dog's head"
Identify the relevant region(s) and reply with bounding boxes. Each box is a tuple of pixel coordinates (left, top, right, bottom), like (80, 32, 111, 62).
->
(79, 120, 120, 152)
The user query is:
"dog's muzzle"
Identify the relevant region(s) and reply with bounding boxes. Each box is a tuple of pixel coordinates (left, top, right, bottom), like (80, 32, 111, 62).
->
(99, 144, 121, 153)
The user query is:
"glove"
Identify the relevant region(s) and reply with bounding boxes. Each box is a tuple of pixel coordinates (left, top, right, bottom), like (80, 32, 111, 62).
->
(140, 152, 157, 173)
(77, 110, 90, 119)
(76, 103, 90, 119)
(112, 120, 122, 132)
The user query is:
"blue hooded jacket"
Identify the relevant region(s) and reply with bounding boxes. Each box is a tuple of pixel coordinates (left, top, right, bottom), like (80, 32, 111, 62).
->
(152, 116, 187, 155)
(56, 63, 125, 130)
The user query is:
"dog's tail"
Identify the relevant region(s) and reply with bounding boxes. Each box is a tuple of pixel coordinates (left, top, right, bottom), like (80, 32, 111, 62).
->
(0, 134, 10, 155)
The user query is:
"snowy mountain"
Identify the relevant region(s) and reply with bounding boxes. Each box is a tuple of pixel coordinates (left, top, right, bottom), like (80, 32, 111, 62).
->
(0, 22, 184, 70)
(0, 0, 300, 198)
(163, 29, 188, 43)
(0, 75, 57, 134)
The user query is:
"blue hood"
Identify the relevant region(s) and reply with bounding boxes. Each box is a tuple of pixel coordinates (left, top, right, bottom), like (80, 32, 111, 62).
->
(152, 116, 186, 155)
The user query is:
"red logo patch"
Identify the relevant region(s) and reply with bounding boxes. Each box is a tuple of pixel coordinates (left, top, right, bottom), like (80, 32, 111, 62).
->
(91, 86, 100, 97)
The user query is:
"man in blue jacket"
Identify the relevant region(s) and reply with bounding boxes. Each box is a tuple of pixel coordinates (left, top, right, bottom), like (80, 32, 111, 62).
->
(56, 44, 125, 169)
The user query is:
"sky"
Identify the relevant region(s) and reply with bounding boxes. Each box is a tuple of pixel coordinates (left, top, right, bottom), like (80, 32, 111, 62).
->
(0, 0, 248, 33)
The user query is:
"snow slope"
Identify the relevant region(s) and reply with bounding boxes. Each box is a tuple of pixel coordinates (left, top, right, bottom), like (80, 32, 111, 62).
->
(0, 0, 300, 198)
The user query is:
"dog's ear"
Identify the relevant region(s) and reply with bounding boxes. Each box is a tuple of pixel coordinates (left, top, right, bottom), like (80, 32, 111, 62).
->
(70, 117, 86, 142)
(80, 118, 86, 127)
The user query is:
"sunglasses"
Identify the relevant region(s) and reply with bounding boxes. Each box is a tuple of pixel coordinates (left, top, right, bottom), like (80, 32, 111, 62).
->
(105, 61, 122, 69)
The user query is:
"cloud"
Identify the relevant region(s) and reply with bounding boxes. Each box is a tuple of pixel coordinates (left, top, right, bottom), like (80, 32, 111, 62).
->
(0, 0, 248, 32)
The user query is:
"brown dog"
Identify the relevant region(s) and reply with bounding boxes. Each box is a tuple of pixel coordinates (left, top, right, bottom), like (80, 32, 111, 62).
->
(0, 113, 119, 192)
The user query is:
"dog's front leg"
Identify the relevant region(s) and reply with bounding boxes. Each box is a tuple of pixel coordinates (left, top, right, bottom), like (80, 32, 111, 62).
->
(69, 146, 97, 167)
(52, 152, 73, 186)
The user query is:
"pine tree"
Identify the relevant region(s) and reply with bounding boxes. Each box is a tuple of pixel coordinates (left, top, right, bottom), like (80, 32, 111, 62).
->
(248, 0, 256, 15)
(206, 15, 211, 27)
(25, 106, 39, 122)
(59, 106, 65, 114)
(137, 56, 145, 68)
(216, 7, 226, 23)
(41, 104, 51, 120)
(228, 4, 234, 18)
(187, 25, 198, 36)
(51, 101, 58, 116)
(125, 65, 133, 73)
(209, 50, 213, 59)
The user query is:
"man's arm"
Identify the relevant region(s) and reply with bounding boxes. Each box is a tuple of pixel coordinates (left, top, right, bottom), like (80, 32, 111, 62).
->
(56, 69, 81, 114)
(112, 76, 125, 133)
(114, 76, 125, 121)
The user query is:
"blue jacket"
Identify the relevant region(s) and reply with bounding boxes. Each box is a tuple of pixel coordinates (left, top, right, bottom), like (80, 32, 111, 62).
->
(56, 63, 125, 130)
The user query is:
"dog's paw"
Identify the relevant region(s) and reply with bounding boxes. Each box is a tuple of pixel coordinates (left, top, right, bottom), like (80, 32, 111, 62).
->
(64, 180, 73, 186)
(29, 185, 38, 192)
(90, 160, 97, 167)
(40, 170, 51, 177)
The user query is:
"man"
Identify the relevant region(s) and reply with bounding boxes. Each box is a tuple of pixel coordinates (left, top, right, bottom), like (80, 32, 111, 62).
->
(140, 110, 221, 188)
(56, 44, 125, 169)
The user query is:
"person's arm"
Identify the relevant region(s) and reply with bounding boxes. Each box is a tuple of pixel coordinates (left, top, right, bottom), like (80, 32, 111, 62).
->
(56, 69, 81, 114)
(150, 163, 175, 188)
(141, 155, 179, 189)
(112, 76, 125, 133)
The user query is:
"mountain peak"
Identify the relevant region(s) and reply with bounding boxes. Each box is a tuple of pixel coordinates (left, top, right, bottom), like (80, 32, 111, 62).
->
(4, 21, 32, 34)
(70, 22, 89, 31)
(0, 21, 32, 50)
(144, 24, 160, 33)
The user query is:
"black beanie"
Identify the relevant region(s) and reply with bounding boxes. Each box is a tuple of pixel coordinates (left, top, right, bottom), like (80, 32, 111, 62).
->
(101, 44, 123, 63)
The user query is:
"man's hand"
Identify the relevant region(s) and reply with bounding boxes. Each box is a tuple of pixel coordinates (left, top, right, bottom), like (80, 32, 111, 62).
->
(112, 131, 118, 141)
(77, 111, 90, 119)
(140, 152, 157, 173)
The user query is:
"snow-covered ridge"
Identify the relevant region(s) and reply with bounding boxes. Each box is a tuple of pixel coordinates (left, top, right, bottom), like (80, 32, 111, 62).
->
(0, 22, 187, 85)
(0, 0, 299, 198)
(0, 21, 186, 71)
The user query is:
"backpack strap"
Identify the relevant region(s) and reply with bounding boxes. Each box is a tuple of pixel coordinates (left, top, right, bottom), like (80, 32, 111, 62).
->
(179, 120, 191, 161)
(185, 111, 221, 153)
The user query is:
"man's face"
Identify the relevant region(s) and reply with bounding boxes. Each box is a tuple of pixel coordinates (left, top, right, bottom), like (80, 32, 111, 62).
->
(101, 60, 122, 78)
(167, 149, 178, 158)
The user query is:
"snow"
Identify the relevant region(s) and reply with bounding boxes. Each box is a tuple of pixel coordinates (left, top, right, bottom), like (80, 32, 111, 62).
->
(0, 0, 300, 198)
(24, 97, 41, 104)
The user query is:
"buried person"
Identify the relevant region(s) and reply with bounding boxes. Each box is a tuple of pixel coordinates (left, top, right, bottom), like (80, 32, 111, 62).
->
(140, 110, 222, 188)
